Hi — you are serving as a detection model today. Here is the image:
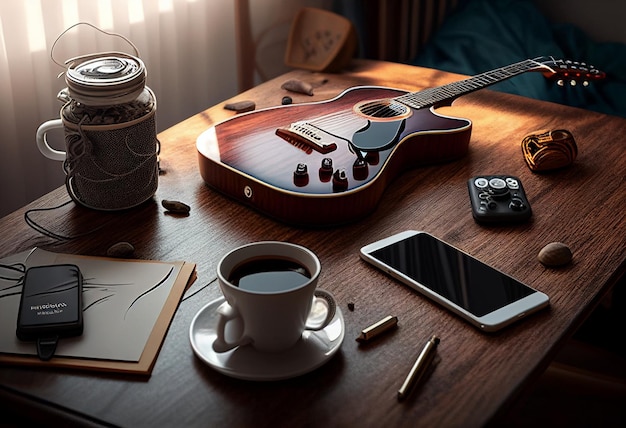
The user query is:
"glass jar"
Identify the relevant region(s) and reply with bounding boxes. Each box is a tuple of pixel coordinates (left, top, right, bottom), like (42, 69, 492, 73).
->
(37, 52, 159, 211)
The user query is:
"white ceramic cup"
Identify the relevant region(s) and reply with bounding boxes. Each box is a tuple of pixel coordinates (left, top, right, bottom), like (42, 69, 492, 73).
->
(213, 241, 336, 353)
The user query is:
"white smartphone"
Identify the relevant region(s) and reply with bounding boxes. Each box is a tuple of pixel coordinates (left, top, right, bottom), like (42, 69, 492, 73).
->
(360, 230, 549, 332)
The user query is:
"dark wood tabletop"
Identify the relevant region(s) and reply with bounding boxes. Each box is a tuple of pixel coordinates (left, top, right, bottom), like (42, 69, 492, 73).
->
(1, 59, 625, 427)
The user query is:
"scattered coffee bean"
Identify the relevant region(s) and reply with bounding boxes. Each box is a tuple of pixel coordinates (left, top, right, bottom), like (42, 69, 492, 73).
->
(281, 79, 314, 95)
(107, 241, 135, 258)
(161, 199, 191, 214)
(224, 100, 256, 113)
(348, 302, 355, 311)
(538, 242, 572, 267)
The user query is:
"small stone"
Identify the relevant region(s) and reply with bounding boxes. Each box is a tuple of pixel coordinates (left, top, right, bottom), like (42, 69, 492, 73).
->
(107, 241, 135, 258)
(224, 100, 256, 113)
(281, 79, 314, 96)
(161, 199, 190, 214)
(538, 242, 572, 267)
(281, 96, 292, 105)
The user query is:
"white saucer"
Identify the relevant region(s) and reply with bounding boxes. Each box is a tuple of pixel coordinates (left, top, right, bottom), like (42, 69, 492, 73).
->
(189, 297, 345, 381)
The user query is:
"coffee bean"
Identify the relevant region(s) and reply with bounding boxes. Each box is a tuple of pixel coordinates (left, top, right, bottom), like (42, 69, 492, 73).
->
(161, 199, 191, 214)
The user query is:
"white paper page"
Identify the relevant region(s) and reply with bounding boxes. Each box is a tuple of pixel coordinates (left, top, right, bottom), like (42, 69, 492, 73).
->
(0, 248, 180, 362)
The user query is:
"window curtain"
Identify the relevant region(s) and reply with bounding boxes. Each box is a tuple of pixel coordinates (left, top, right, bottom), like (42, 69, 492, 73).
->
(0, 0, 239, 217)
(333, 0, 459, 63)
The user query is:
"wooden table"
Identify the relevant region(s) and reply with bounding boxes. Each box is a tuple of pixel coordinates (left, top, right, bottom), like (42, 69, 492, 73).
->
(1, 59, 625, 427)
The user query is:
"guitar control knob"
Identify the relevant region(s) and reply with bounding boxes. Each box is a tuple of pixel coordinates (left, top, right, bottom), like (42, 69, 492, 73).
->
(319, 157, 333, 182)
(293, 163, 309, 187)
(365, 151, 379, 165)
(332, 168, 348, 192)
(352, 158, 368, 181)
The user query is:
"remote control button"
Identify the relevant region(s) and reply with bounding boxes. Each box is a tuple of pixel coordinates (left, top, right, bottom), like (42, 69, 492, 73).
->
(474, 178, 489, 188)
(509, 198, 526, 211)
(506, 178, 519, 189)
(489, 178, 506, 189)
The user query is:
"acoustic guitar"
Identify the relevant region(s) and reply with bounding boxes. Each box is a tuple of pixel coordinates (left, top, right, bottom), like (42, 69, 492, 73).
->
(197, 56, 604, 226)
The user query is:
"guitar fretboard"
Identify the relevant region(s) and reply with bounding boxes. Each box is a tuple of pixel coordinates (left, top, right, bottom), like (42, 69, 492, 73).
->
(397, 58, 551, 109)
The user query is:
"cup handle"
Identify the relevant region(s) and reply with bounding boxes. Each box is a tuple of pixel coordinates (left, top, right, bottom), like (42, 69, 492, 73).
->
(305, 289, 337, 332)
(36, 119, 66, 161)
(212, 301, 252, 353)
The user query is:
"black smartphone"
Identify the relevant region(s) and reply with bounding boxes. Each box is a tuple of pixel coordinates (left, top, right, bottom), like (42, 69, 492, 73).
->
(360, 231, 549, 332)
(16, 264, 84, 343)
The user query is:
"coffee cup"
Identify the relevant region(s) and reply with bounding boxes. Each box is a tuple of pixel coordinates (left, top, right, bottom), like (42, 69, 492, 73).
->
(213, 241, 336, 353)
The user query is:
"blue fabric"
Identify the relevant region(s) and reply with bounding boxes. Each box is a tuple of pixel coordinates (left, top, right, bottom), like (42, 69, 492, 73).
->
(409, 0, 626, 118)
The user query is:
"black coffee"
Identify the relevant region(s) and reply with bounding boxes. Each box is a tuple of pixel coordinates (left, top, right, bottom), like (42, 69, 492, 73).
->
(229, 258, 311, 292)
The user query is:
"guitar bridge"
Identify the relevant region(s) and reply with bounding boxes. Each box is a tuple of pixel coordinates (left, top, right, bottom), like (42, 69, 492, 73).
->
(276, 122, 337, 154)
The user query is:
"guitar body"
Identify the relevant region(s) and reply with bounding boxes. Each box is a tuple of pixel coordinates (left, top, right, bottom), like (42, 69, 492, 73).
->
(197, 86, 471, 226)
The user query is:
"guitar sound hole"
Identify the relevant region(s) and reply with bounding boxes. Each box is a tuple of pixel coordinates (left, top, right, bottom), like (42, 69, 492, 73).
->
(355, 100, 410, 119)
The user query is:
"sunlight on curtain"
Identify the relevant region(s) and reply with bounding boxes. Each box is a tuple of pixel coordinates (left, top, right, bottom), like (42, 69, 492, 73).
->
(0, 0, 238, 217)
(25, 0, 45, 52)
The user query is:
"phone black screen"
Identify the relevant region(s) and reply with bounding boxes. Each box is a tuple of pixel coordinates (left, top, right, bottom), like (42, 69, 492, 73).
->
(369, 233, 535, 317)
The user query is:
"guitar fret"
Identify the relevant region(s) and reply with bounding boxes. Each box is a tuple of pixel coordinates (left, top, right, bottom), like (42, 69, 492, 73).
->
(398, 58, 548, 109)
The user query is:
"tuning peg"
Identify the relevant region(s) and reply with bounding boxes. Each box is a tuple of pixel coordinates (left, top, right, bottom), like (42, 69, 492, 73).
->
(583, 81, 589, 87)
(557, 79, 565, 86)
(570, 80, 577, 86)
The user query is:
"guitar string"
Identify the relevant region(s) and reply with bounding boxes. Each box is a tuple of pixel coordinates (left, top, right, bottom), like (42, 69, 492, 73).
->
(308, 110, 359, 128)
(402, 60, 533, 106)
(396, 59, 545, 109)
(303, 58, 558, 127)
(306, 100, 405, 130)
(296, 60, 537, 149)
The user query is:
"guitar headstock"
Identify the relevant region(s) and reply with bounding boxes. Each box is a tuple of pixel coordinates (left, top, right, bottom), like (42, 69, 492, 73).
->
(537, 57, 606, 87)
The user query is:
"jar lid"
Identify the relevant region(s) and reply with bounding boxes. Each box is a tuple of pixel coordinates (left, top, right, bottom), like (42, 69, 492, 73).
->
(65, 53, 146, 105)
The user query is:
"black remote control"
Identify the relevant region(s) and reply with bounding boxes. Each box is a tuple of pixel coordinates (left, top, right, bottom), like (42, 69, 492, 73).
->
(467, 175, 532, 223)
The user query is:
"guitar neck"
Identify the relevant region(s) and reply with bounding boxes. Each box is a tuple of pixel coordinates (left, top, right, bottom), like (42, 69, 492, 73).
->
(398, 58, 548, 109)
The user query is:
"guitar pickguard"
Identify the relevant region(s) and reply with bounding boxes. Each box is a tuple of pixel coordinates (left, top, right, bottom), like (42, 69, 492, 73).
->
(352, 119, 406, 151)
